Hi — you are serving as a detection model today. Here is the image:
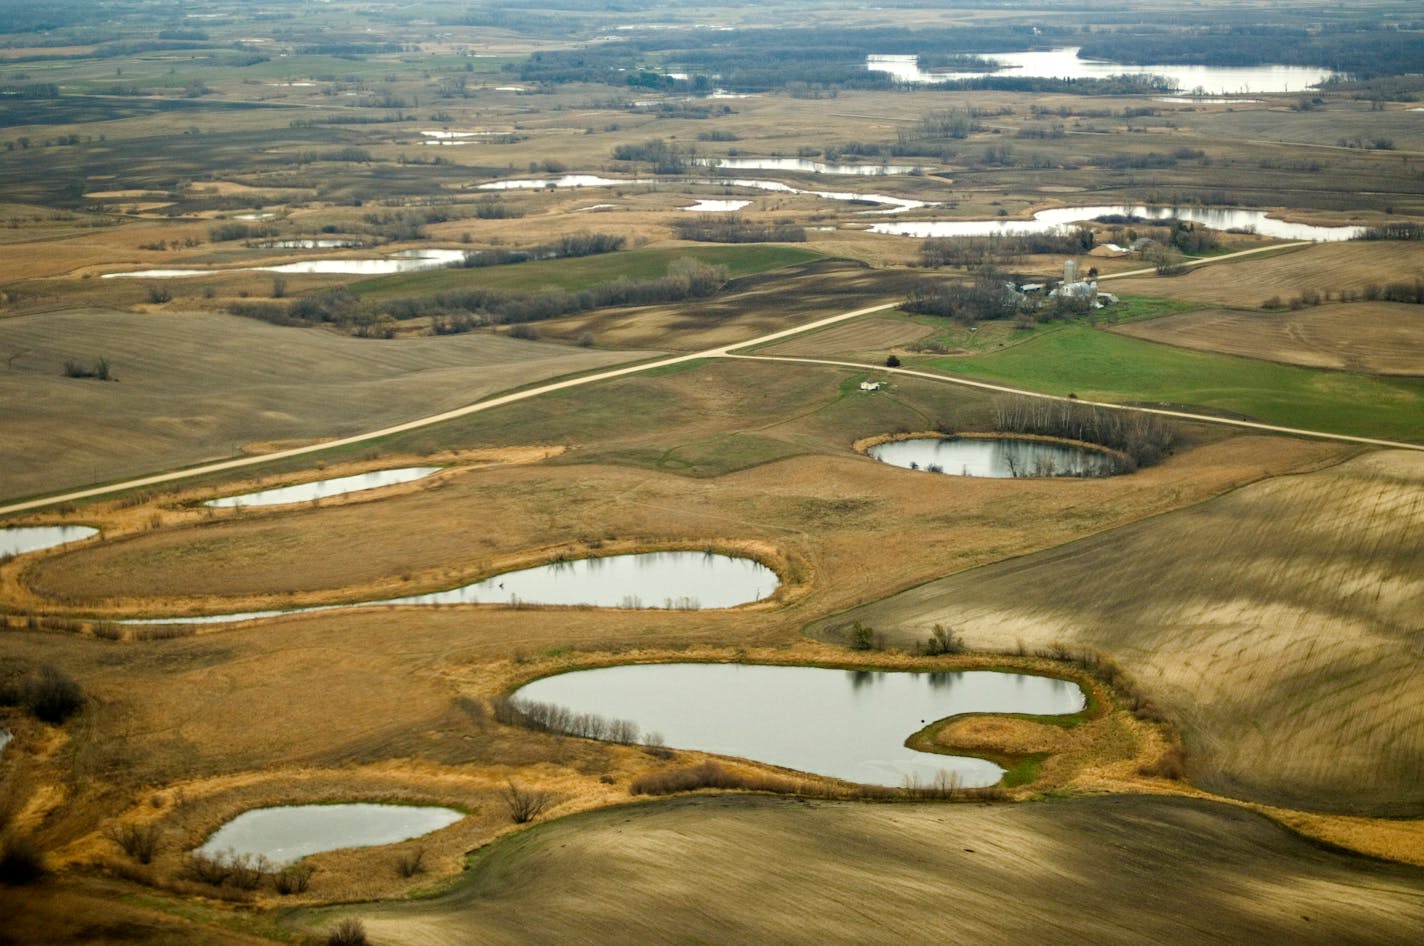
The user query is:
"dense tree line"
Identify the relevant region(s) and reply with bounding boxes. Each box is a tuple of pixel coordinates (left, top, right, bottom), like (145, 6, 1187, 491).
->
(230, 259, 729, 332)
(903, 272, 1021, 324)
(992, 398, 1176, 471)
(919, 228, 1094, 268)
(672, 217, 805, 244)
(1077, 26, 1424, 78)
(610, 138, 696, 173)
(462, 232, 625, 267)
(1358, 222, 1424, 241)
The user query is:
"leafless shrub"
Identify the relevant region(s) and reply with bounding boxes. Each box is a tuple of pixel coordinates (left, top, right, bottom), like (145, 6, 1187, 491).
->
(227, 852, 269, 890)
(273, 862, 315, 895)
(327, 918, 368, 946)
(501, 781, 554, 824)
(1139, 746, 1187, 780)
(8, 665, 84, 723)
(183, 850, 233, 886)
(0, 831, 45, 884)
(395, 847, 425, 878)
(642, 732, 675, 760)
(105, 822, 162, 864)
(921, 624, 965, 656)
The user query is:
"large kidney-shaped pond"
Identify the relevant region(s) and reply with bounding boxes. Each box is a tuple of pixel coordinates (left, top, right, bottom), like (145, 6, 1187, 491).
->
(512, 663, 1086, 787)
(197, 803, 463, 864)
(125, 551, 779, 625)
(869, 437, 1118, 478)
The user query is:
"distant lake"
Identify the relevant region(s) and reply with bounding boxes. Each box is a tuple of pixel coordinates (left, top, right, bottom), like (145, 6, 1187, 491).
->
(869, 47, 1334, 95)
(869, 205, 1364, 242)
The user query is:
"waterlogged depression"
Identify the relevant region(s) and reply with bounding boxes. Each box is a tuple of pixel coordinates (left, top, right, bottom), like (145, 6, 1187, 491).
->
(513, 663, 1087, 787)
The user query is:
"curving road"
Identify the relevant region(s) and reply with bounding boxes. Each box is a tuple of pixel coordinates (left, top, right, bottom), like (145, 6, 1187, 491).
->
(2, 242, 1417, 517)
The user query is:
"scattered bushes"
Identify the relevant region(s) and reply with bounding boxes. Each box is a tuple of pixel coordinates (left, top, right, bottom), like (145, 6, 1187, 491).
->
(846, 621, 885, 652)
(273, 862, 315, 895)
(62, 356, 110, 380)
(1139, 746, 1187, 780)
(0, 665, 84, 723)
(182, 849, 270, 889)
(0, 832, 45, 884)
(920, 624, 965, 656)
(395, 847, 425, 878)
(327, 918, 368, 946)
(105, 822, 162, 864)
(501, 781, 554, 824)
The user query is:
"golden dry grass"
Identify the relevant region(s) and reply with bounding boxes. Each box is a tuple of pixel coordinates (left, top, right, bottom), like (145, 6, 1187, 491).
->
(813, 449, 1424, 815)
(1110, 302, 1424, 375)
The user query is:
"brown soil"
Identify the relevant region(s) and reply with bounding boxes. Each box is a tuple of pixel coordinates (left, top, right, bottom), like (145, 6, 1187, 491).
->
(1108, 242, 1424, 306)
(1111, 302, 1424, 375)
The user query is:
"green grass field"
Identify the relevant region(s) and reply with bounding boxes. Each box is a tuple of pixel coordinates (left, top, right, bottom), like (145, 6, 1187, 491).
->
(921, 323, 1424, 441)
(351, 245, 824, 299)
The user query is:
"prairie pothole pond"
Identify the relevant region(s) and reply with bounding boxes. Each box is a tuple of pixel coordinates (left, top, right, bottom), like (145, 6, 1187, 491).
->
(126, 551, 779, 625)
(513, 663, 1086, 787)
(868, 437, 1118, 478)
(204, 467, 442, 508)
(1, 525, 99, 556)
(196, 804, 463, 864)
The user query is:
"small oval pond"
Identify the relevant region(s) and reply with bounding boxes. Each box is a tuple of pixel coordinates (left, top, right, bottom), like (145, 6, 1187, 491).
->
(513, 663, 1086, 787)
(868, 437, 1118, 478)
(197, 804, 463, 865)
(2, 525, 99, 556)
(204, 467, 441, 508)
(124, 551, 778, 625)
